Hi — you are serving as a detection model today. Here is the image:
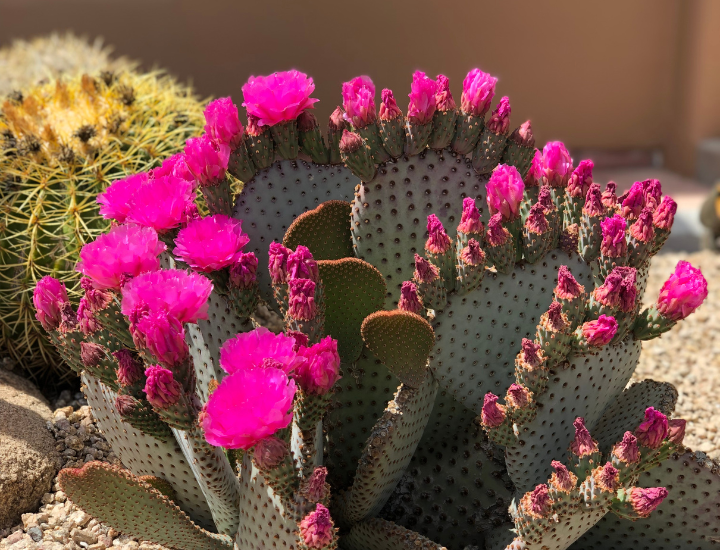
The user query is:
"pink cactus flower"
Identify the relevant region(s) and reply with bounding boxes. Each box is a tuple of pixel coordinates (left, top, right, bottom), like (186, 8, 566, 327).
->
(570, 417, 598, 457)
(512, 120, 535, 147)
(653, 196, 677, 230)
(299, 504, 334, 549)
(174, 215, 249, 273)
(76, 225, 165, 291)
(596, 462, 620, 492)
(643, 179, 662, 211)
(621, 181, 646, 220)
(567, 159, 594, 199)
(407, 71, 438, 125)
(550, 461, 575, 492)
(121, 269, 212, 324)
(613, 431, 640, 464)
(434, 74, 456, 111)
(457, 197, 484, 235)
(485, 213, 510, 247)
(288, 278, 317, 320)
(253, 436, 289, 469)
(135, 310, 188, 367)
(242, 70, 319, 127)
(202, 365, 296, 449)
(398, 281, 424, 314)
(425, 214, 452, 254)
(184, 134, 230, 188)
(124, 175, 196, 234)
(459, 239, 485, 266)
(77, 298, 101, 335)
(150, 153, 194, 183)
(541, 141, 573, 188)
(114, 349, 144, 387)
(528, 485, 552, 517)
(460, 68, 497, 117)
(219, 326, 305, 376)
(555, 266, 585, 300)
(97, 173, 148, 222)
(506, 383, 531, 408)
(268, 242, 292, 285)
(602, 181, 618, 209)
(524, 149, 543, 187)
(296, 336, 342, 395)
(600, 215, 627, 258)
(338, 129, 363, 153)
(668, 418, 686, 444)
(481, 393, 506, 427)
(144, 365, 182, 408)
(635, 407, 669, 449)
(203, 97, 244, 149)
(486, 96, 511, 135)
(627, 487, 669, 517)
(525, 203, 549, 234)
(379, 89, 402, 121)
(342, 75, 376, 129)
(229, 252, 258, 289)
(582, 315, 618, 347)
(486, 164, 525, 221)
(287, 245, 319, 282)
(656, 261, 708, 321)
(414, 254, 440, 284)
(520, 338, 543, 368)
(33, 276, 69, 331)
(583, 183, 605, 217)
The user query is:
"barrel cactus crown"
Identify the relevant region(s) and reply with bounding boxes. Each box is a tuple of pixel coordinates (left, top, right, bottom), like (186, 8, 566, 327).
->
(0, 69, 205, 381)
(38, 68, 716, 550)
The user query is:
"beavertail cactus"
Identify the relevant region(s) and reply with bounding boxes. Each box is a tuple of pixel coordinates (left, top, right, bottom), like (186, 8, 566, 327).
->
(37, 67, 714, 550)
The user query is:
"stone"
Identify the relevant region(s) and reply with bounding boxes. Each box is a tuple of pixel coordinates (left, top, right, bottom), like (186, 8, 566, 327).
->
(87, 544, 107, 550)
(0, 369, 59, 530)
(26, 528, 41, 543)
(3, 532, 23, 545)
(52, 493, 65, 504)
(66, 512, 89, 528)
(70, 528, 97, 545)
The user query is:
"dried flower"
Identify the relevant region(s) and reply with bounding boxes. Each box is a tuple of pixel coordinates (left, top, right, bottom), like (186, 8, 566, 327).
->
(481, 393, 506, 427)
(555, 266, 584, 300)
(600, 215, 627, 257)
(627, 487, 669, 517)
(299, 504, 334, 548)
(425, 214, 452, 254)
(288, 278, 317, 320)
(582, 315, 618, 347)
(268, 242, 292, 285)
(287, 245, 319, 282)
(379, 89, 402, 121)
(570, 417, 598, 457)
(457, 197, 484, 235)
(398, 281, 424, 314)
(635, 407, 669, 449)
(434, 74, 456, 111)
(486, 96, 511, 134)
(414, 254, 440, 283)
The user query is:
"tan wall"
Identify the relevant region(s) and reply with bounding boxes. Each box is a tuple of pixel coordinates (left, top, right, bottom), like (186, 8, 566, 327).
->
(1, 0, 716, 175)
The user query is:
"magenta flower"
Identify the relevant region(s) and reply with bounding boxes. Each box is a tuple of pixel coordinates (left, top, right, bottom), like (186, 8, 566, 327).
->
(114, 349, 144, 387)
(485, 213, 510, 247)
(627, 487, 668, 517)
(425, 214, 452, 254)
(151, 153, 194, 183)
(527, 485, 552, 517)
(296, 336, 341, 395)
(203, 97, 244, 149)
(229, 252, 258, 289)
(635, 407, 669, 449)
(582, 315, 618, 347)
(144, 365, 182, 409)
(653, 196, 677, 230)
(174, 215, 249, 273)
(583, 183, 605, 217)
(525, 203, 549, 234)
(76, 225, 165, 291)
(541, 141, 573, 188)
(342, 75, 376, 129)
(288, 278, 317, 320)
(555, 266, 584, 300)
(135, 310, 188, 367)
(457, 197, 483, 235)
(398, 281, 424, 315)
(287, 245, 319, 282)
(434, 74, 456, 111)
(379, 89, 402, 121)
(621, 181, 645, 220)
(253, 436, 289, 469)
(414, 254, 440, 284)
(566, 159, 594, 198)
(219, 327, 305, 376)
(121, 269, 212, 324)
(570, 417, 598, 457)
(184, 134, 230, 187)
(33, 276, 69, 331)
(299, 504, 334, 549)
(525, 149, 543, 187)
(125, 176, 196, 234)
(481, 393, 506, 427)
(612, 432, 640, 464)
(486, 164, 525, 221)
(656, 261, 708, 321)
(97, 172, 148, 222)
(459, 239, 485, 266)
(600, 215, 627, 257)
(242, 70, 319, 127)
(202, 366, 296, 449)
(486, 96, 511, 134)
(268, 242, 292, 285)
(460, 68, 497, 117)
(668, 418, 686, 444)
(407, 71, 438, 125)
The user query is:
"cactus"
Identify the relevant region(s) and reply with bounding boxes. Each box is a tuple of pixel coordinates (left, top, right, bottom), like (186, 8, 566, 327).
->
(0, 68, 204, 382)
(35, 68, 715, 550)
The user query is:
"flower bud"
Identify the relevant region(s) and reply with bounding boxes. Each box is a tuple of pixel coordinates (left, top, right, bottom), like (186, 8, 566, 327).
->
(296, 336, 341, 395)
(33, 276, 69, 331)
(600, 215, 627, 257)
(567, 159, 594, 198)
(288, 278, 317, 321)
(299, 504, 334, 549)
(457, 197, 484, 235)
(379, 89, 402, 121)
(487, 164, 525, 222)
(287, 245, 319, 282)
(635, 407, 669, 449)
(460, 69, 497, 117)
(582, 315, 618, 347)
(144, 365, 182, 409)
(541, 141, 572, 188)
(80, 342, 105, 367)
(253, 436, 289, 470)
(653, 196, 677, 230)
(656, 261, 708, 321)
(268, 242, 292, 285)
(398, 281, 424, 315)
(407, 71, 438, 124)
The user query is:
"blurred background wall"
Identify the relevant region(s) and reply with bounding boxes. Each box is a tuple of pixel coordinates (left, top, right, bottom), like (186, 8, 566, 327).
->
(2, 0, 720, 177)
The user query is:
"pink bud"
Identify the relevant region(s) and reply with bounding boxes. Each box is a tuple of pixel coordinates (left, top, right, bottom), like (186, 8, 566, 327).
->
(80, 278, 114, 311)
(204, 97, 244, 149)
(541, 141, 573, 188)
(583, 183, 604, 217)
(486, 164, 525, 222)
(136, 310, 188, 367)
(425, 214, 452, 254)
(414, 254, 440, 284)
(506, 383, 531, 408)
(668, 419, 686, 444)
(398, 281, 424, 315)
(434, 74, 456, 111)
(144, 365, 182, 408)
(328, 107, 346, 131)
(527, 484, 552, 518)
(288, 279, 317, 320)
(115, 394, 138, 417)
(80, 342, 105, 367)
(600, 215, 627, 257)
(481, 393, 506, 427)
(229, 252, 258, 290)
(485, 213, 510, 247)
(582, 315, 618, 347)
(621, 181, 645, 220)
(268, 243, 292, 285)
(33, 276, 69, 331)
(184, 134, 230, 187)
(338, 129, 363, 153)
(287, 245, 319, 282)
(544, 302, 568, 332)
(653, 196, 677, 231)
(114, 349, 144, 387)
(457, 197, 484, 235)
(628, 487, 668, 517)
(342, 76, 376, 129)
(298, 110, 319, 132)
(613, 431, 640, 464)
(537, 185, 555, 213)
(96, 172, 149, 223)
(242, 70, 319, 127)
(524, 149, 542, 187)
(593, 269, 624, 309)
(570, 417, 598, 457)
(460, 68, 497, 117)
(635, 407, 669, 449)
(567, 159, 594, 198)
(459, 239, 485, 266)
(379, 89, 402, 121)
(550, 461, 575, 492)
(296, 336, 341, 395)
(299, 504, 334, 549)
(555, 266, 584, 300)
(619, 267, 638, 313)
(656, 261, 708, 321)
(407, 71, 438, 125)
(511, 120, 535, 147)
(253, 436, 289, 469)
(486, 96, 511, 134)
(602, 181, 618, 209)
(303, 467, 329, 502)
(58, 302, 78, 333)
(520, 338, 543, 368)
(643, 179, 662, 211)
(595, 462, 620, 492)
(77, 298, 101, 336)
(525, 202, 549, 234)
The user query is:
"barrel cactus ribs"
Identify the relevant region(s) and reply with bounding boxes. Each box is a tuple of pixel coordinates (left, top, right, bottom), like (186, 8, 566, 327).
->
(36, 68, 715, 550)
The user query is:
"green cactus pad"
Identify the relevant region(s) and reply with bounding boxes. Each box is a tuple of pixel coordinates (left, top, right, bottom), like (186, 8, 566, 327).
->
(350, 149, 485, 308)
(430, 251, 592, 414)
(577, 450, 720, 550)
(592, 379, 678, 454)
(325, 347, 400, 490)
(361, 310, 435, 388)
(283, 200, 354, 260)
(505, 338, 642, 493)
(342, 375, 439, 524)
(342, 517, 446, 550)
(58, 462, 232, 550)
(318, 258, 386, 363)
(232, 159, 359, 307)
(82, 375, 216, 531)
(380, 388, 515, 549)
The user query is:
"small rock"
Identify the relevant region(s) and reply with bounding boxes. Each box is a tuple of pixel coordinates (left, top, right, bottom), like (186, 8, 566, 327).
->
(55, 406, 73, 418)
(3, 531, 23, 545)
(53, 492, 66, 504)
(51, 529, 69, 543)
(64, 436, 85, 452)
(88, 544, 107, 550)
(70, 528, 97, 545)
(67, 511, 89, 528)
(26, 527, 42, 542)
(40, 494, 53, 506)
